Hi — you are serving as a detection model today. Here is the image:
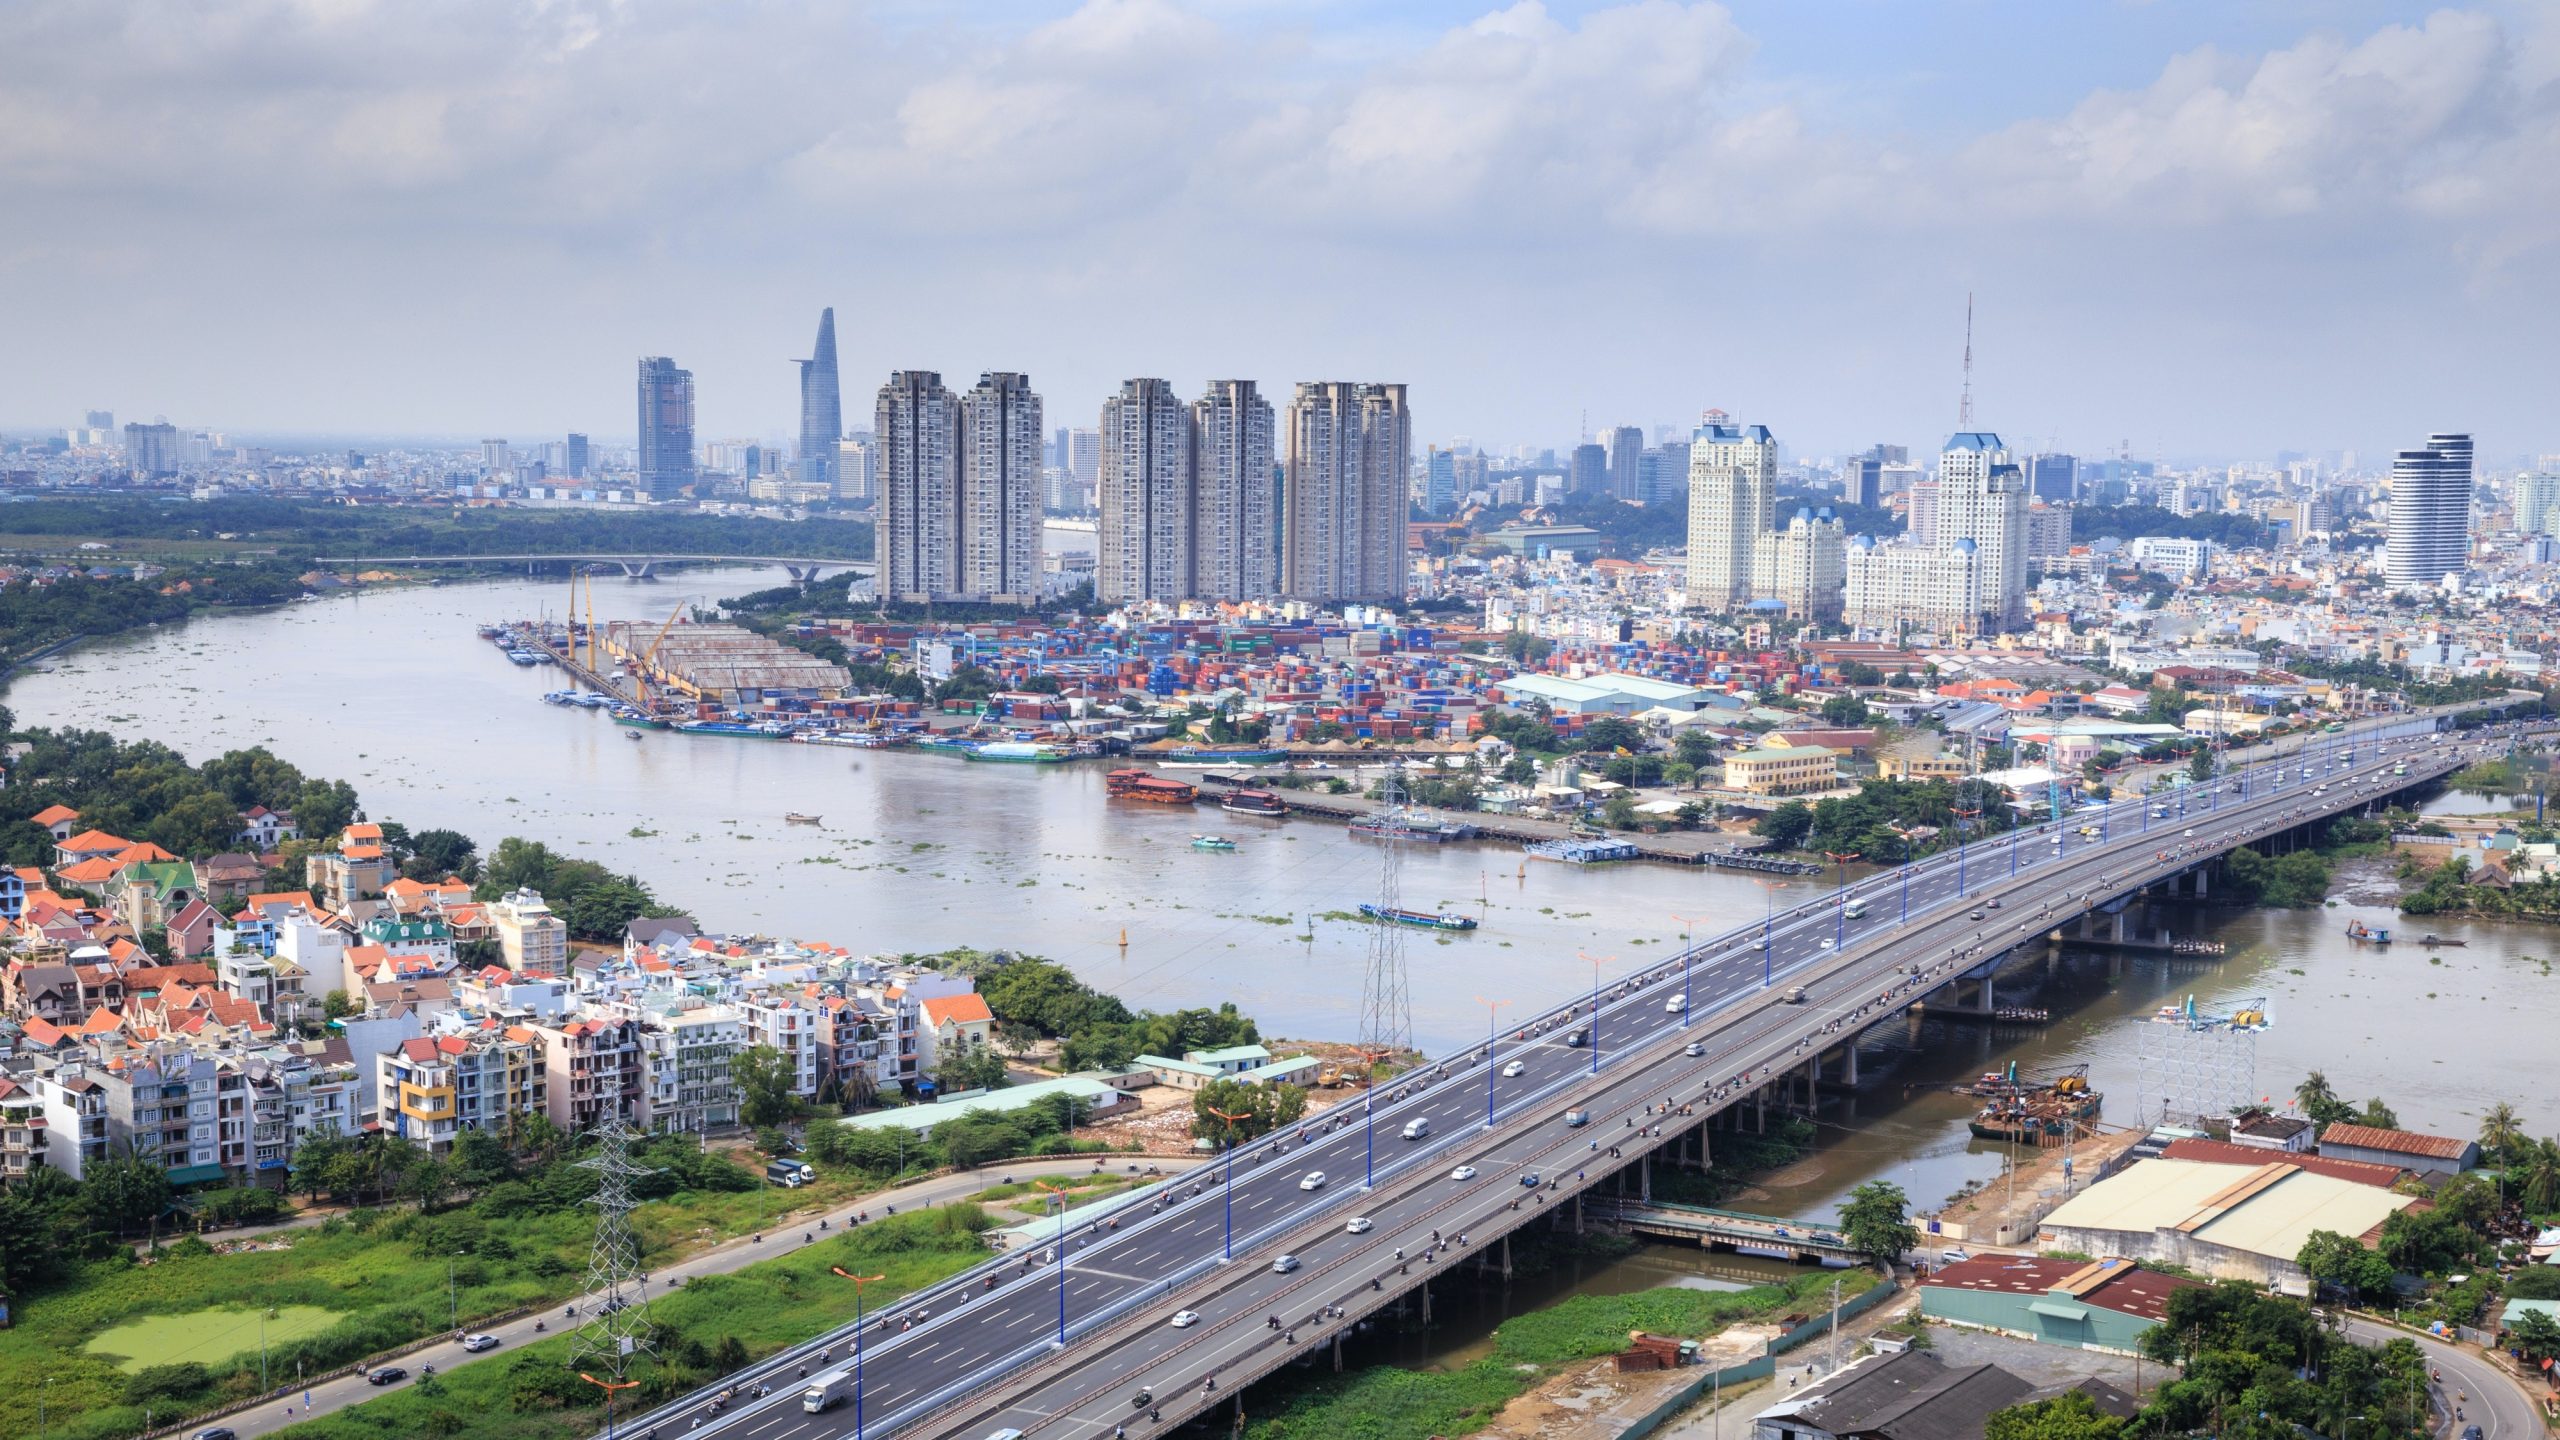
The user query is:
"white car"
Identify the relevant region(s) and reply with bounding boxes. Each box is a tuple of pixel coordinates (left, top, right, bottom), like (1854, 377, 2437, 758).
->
(1449, 1165, 1479, 1182)
(1271, 1254, 1300, 1274)
(1501, 1060, 1526, 1078)
(1665, 994, 1687, 1012)
(1169, 1309, 1202, 1328)
(1684, 1041, 1706, 1057)
(459, 1333, 500, 1353)
(1298, 1170, 1327, 1191)
(1345, 1217, 1374, 1234)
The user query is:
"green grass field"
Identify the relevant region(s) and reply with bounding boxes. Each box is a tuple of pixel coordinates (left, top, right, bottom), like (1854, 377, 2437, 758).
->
(85, 1305, 341, 1373)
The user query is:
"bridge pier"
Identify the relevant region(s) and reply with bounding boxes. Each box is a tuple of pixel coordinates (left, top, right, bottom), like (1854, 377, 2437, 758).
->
(785, 564, 830, 585)
(1640, 1152, 1652, 1202)
(1333, 1331, 1344, 1371)
(617, 560, 658, 580)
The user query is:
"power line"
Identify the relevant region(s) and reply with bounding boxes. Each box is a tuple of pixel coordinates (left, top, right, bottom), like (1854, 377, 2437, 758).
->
(570, 1119, 660, 1380)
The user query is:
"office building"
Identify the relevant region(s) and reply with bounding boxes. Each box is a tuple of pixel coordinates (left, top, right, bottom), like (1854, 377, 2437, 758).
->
(1097, 378, 1195, 603)
(1935, 433, 2028, 629)
(564, 432, 590, 480)
(636, 356, 697, 501)
(1844, 456, 1881, 510)
(797, 307, 842, 490)
(1567, 442, 1608, 497)
(1608, 425, 1644, 502)
(1639, 441, 1690, 508)
(2025, 452, 2076, 504)
(1282, 382, 1409, 603)
(2385, 433, 2474, 587)
(1749, 507, 1846, 621)
(480, 439, 511, 476)
(1068, 428, 1101, 504)
(2515, 472, 2560, 538)
(958, 372, 1044, 601)
(835, 434, 876, 505)
(877, 370, 962, 599)
(1194, 380, 1276, 602)
(1684, 415, 1777, 612)
(1425, 446, 1457, 517)
(123, 421, 178, 477)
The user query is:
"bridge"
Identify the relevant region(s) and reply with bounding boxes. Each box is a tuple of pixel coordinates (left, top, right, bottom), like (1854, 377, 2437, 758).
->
(314, 552, 874, 583)
(1584, 1199, 1865, 1263)
(606, 702, 2536, 1440)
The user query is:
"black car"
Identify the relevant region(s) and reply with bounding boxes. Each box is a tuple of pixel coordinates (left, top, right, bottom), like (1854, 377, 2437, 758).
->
(366, 1366, 408, 1386)
(193, 1429, 238, 1440)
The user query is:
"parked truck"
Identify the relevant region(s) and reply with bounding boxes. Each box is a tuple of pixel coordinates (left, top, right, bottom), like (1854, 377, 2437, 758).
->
(802, 1368, 856, 1412)
(765, 1159, 815, 1188)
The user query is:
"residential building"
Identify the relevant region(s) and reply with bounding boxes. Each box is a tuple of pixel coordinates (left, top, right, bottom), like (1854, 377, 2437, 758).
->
(2316, 1121, 2479, 1179)
(1844, 535, 1985, 636)
(305, 822, 395, 911)
(878, 371, 961, 598)
(636, 356, 697, 501)
(1684, 415, 1777, 612)
(739, 992, 824, 1101)
(835, 433, 876, 505)
(1935, 432, 2028, 629)
(125, 421, 179, 477)
(796, 307, 841, 490)
(2512, 471, 2560, 537)
(1568, 442, 1607, 496)
(1607, 426, 1644, 501)
(1749, 507, 1846, 621)
(1906, 480, 1940, 547)
(377, 1030, 545, 1154)
(1097, 378, 1195, 603)
(2026, 503, 2072, 564)
(1192, 380, 1276, 602)
(1638, 442, 1689, 508)
(1281, 382, 1410, 603)
(635, 1003, 744, 1135)
(0, 1079, 49, 1180)
(531, 1016, 644, 1133)
(486, 888, 570, 976)
(958, 371, 1044, 601)
(919, 991, 996, 1079)
(2128, 536, 2213, 579)
(2384, 432, 2474, 587)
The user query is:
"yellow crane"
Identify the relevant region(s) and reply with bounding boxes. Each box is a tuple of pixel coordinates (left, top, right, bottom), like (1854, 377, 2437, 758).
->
(632, 596, 692, 711)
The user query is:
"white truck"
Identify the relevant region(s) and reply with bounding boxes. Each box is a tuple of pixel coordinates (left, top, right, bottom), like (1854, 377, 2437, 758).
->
(802, 1367, 857, 1412)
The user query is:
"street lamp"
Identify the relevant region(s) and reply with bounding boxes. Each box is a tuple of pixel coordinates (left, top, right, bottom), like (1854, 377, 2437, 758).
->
(830, 1268, 887, 1440)
(580, 1372, 640, 1440)
(1475, 997, 1510, 1128)
(1034, 1179, 1072, 1346)
(447, 1250, 465, 1333)
(1204, 1106, 1253, 1255)
(1953, 807, 1982, 896)
(1351, 1048, 1387, 1188)
(1822, 852, 1860, 948)
(1576, 952, 1614, 1072)
(1671, 913, 1707, 1026)
(1885, 824, 1914, 921)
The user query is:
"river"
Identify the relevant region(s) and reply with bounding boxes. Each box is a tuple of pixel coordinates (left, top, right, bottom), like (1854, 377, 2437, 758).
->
(9, 566, 2549, 1231)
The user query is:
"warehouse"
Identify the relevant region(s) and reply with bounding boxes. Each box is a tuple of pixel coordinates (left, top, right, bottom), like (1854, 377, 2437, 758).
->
(2034, 1158, 2415, 1294)
(1920, 1255, 2204, 1355)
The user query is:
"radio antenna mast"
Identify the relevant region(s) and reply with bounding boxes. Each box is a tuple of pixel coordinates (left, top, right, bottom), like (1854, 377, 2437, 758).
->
(1958, 293, 1975, 429)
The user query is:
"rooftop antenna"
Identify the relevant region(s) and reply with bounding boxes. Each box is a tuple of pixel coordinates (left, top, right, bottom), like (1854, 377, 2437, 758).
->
(1958, 293, 1975, 430)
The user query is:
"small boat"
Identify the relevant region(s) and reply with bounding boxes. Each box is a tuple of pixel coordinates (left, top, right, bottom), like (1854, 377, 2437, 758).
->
(784, 813, 822, 826)
(1357, 904, 1478, 932)
(1190, 835, 1238, 852)
(2412, 934, 2467, 947)
(2344, 920, 2392, 944)
(625, 731, 643, 742)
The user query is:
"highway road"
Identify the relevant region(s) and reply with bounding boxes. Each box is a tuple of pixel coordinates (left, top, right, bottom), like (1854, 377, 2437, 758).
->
(612, 710, 2534, 1440)
(2342, 1315, 2544, 1439)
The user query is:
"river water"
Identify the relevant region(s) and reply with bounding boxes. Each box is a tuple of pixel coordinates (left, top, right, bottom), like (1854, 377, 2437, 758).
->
(10, 566, 2552, 1232)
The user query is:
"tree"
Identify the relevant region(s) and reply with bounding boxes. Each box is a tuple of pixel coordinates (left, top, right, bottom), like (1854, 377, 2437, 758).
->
(2296, 1229, 2395, 1300)
(1673, 729, 1718, 769)
(2518, 1136, 2560, 1213)
(1578, 718, 1645, 754)
(2355, 1096, 2399, 1131)
(731, 1045, 802, 1129)
(1754, 800, 1815, 850)
(1837, 1180, 1918, 1268)
(1985, 1391, 2124, 1440)
(82, 1156, 175, 1235)
(1191, 1078, 1307, 1145)
(936, 1045, 1009, 1095)
(1819, 694, 1871, 727)
(404, 827, 479, 880)
(321, 988, 357, 1020)
(2511, 1307, 2560, 1367)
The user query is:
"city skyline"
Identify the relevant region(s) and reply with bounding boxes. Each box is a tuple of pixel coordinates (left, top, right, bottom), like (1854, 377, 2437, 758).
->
(4, 1, 2556, 460)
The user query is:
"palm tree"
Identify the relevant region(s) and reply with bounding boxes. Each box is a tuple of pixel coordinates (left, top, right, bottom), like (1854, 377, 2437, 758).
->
(2522, 1137, 2560, 1215)
(2481, 1102, 2526, 1159)
(2295, 1071, 2339, 1114)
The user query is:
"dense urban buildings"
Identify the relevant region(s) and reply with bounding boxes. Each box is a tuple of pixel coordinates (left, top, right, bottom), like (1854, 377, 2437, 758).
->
(635, 356, 697, 501)
(1096, 378, 1194, 603)
(2384, 431, 2475, 588)
(796, 307, 841, 491)
(1281, 382, 1409, 603)
(1934, 431, 2030, 629)
(1683, 414, 1777, 612)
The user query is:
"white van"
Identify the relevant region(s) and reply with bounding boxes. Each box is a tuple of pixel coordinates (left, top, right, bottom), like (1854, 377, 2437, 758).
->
(1401, 1116, 1431, 1141)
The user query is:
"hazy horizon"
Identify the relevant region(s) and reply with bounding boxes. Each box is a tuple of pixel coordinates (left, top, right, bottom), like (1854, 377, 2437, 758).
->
(4, 1, 2555, 463)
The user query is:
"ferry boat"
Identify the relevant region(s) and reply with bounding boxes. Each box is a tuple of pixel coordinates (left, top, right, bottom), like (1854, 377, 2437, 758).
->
(1357, 904, 1478, 932)
(966, 741, 1069, 764)
(1220, 789, 1289, 817)
(1190, 834, 1238, 851)
(1350, 813, 1476, 843)
(1105, 768, 1198, 805)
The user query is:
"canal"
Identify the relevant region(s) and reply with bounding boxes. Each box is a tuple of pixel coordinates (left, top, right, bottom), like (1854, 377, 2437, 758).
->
(9, 565, 2549, 1230)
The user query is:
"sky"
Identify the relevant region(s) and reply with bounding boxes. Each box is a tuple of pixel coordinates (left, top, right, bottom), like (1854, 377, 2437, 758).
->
(3, 0, 2557, 465)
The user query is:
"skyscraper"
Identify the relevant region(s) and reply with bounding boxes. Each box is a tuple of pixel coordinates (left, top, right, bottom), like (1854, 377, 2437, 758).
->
(835, 434, 876, 505)
(636, 356, 696, 501)
(1068, 429, 1101, 509)
(481, 439, 511, 476)
(1683, 415, 1777, 612)
(877, 371, 960, 598)
(2024, 452, 2076, 504)
(1608, 425, 1644, 502)
(2385, 433, 2474, 587)
(1097, 378, 1194, 603)
(1934, 432, 2028, 629)
(1425, 447, 1457, 517)
(797, 308, 841, 490)
(123, 421, 177, 477)
(1194, 380, 1277, 602)
(564, 433, 590, 480)
(1843, 456, 1881, 509)
(2512, 471, 2560, 538)
(1569, 443, 1608, 497)
(1282, 382, 1409, 603)
(958, 372, 1044, 601)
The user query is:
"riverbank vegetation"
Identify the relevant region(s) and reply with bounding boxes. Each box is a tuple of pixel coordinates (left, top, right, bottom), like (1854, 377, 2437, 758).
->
(1752, 777, 2019, 859)
(0, 496, 875, 563)
(1238, 1267, 1872, 1440)
(0, 565, 312, 667)
(2393, 851, 2560, 921)
(474, 835, 685, 941)
(0, 722, 362, 870)
(908, 949, 1266, 1072)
